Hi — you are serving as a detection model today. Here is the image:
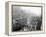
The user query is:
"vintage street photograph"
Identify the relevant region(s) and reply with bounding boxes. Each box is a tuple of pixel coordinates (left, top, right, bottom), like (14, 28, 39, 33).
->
(12, 5, 42, 32)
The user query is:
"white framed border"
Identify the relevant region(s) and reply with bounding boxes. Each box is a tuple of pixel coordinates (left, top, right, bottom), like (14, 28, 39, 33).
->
(6, 1, 45, 36)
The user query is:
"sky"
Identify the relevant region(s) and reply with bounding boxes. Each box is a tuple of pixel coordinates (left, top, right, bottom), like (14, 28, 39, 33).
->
(13, 6, 41, 17)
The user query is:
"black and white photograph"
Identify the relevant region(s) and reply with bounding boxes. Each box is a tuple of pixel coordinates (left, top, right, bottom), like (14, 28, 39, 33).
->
(5, 2, 45, 35)
(12, 5, 42, 32)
